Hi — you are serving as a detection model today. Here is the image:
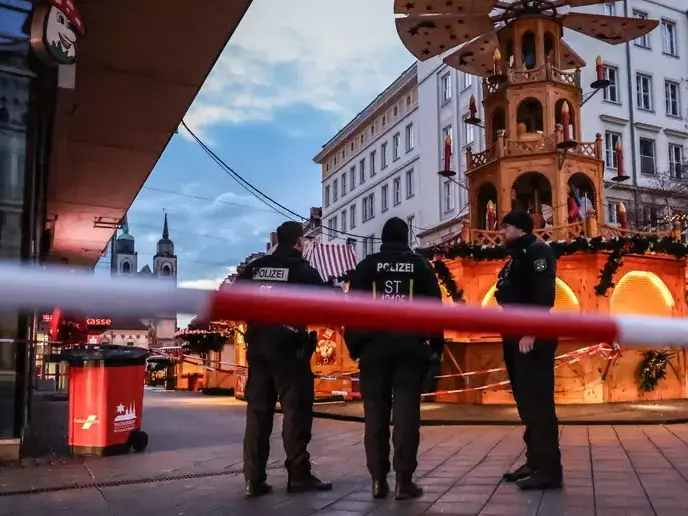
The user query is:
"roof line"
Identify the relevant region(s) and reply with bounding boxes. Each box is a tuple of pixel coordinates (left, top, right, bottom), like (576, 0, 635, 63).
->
(313, 61, 417, 163)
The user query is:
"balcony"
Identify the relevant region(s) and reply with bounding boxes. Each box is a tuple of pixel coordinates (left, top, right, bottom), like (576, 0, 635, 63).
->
(467, 130, 603, 172)
(483, 58, 581, 99)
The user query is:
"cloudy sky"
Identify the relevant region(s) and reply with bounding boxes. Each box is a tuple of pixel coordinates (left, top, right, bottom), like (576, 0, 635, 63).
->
(96, 0, 413, 306)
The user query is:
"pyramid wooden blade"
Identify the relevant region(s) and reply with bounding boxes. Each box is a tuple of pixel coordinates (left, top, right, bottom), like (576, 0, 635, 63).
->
(397, 14, 495, 61)
(561, 12, 659, 45)
(566, 0, 615, 7)
(394, 0, 498, 15)
(559, 39, 586, 69)
(443, 30, 500, 77)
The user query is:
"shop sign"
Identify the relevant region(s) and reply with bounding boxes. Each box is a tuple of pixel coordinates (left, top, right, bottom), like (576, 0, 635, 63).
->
(86, 318, 112, 327)
(30, 0, 86, 66)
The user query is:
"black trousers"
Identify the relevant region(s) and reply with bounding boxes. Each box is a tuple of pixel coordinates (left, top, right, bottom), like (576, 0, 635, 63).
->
(243, 344, 314, 483)
(359, 352, 426, 480)
(503, 338, 561, 475)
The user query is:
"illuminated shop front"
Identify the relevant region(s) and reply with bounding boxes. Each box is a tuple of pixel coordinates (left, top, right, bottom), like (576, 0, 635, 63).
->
(0, 0, 251, 460)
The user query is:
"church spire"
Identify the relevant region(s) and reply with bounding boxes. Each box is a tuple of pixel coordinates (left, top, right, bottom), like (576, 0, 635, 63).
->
(121, 214, 130, 234)
(162, 213, 169, 239)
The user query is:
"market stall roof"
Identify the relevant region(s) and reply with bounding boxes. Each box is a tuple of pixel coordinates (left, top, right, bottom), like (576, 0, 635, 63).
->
(304, 242, 358, 283)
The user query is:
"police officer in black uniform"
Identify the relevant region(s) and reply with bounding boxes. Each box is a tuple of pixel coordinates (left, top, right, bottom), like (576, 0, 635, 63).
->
(236, 221, 333, 498)
(345, 217, 443, 501)
(496, 211, 562, 491)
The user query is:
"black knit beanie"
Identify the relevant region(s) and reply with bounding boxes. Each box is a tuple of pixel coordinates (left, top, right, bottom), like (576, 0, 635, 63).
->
(381, 216, 409, 244)
(502, 210, 534, 234)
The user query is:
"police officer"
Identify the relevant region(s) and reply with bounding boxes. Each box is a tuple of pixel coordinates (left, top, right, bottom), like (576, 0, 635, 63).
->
(495, 211, 562, 490)
(236, 221, 332, 498)
(345, 217, 443, 501)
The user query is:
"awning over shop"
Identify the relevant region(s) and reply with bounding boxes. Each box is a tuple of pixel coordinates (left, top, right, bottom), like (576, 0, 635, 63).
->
(304, 242, 357, 283)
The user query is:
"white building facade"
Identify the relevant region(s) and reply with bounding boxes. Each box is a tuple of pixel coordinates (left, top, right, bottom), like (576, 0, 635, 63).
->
(314, 64, 423, 258)
(570, 0, 688, 229)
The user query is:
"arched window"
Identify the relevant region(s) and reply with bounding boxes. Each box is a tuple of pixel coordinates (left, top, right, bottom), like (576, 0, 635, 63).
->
(477, 182, 499, 230)
(522, 31, 537, 69)
(162, 265, 171, 277)
(121, 261, 131, 274)
(544, 32, 555, 61)
(516, 98, 544, 133)
(492, 108, 506, 143)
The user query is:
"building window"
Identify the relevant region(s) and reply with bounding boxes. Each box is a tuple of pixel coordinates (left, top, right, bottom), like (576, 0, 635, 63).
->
(381, 184, 389, 212)
(604, 131, 622, 169)
(349, 166, 356, 191)
(324, 185, 330, 207)
(602, 66, 619, 103)
(350, 204, 356, 228)
(603, 2, 615, 16)
(362, 193, 375, 221)
(406, 215, 416, 246)
(341, 210, 347, 233)
(406, 169, 415, 198)
(669, 144, 685, 179)
(122, 261, 131, 274)
(463, 116, 474, 145)
(359, 159, 366, 184)
(370, 150, 376, 177)
(441, 73, 451, 103)
(393, 177, 401, 205)
(607, 201, 620, 224)
(634, 11, 650, 48)
(328, 216, 337, 240)
(639, 137, 656, 176)
(662, 20, 678, 56)
(392, 133, 401, 161)
(333, 179, 339, 202)
(341, 173, 347, 197)
(665, 80, 681, 117)
(636, 73, 653, 111)
(381, 142, 388, 169)
(443, 181, 453, 212)
(405, 123, 414, 152)
(362, 235, 374, 257)
(462, 73, 472, 90)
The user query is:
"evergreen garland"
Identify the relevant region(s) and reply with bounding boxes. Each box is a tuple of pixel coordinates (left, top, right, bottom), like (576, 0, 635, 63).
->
(638, 350, 675, 393)
(433, 259, 464, 302)
(419, 235, 688, 298)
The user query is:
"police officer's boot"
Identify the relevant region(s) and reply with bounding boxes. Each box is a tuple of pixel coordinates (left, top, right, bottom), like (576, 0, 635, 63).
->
(286, 474, 333, 494)
(372, 479, 390, 499)
(245, 481, 273, 498)
(502, 463, 534, 483)
(394, 473, 423, 500)
(516, 469, 563, 491)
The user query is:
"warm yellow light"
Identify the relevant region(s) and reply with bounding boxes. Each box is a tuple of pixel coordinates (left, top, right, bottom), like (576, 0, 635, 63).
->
(481, 278, 580, 313)
(610, 271, 675, 316)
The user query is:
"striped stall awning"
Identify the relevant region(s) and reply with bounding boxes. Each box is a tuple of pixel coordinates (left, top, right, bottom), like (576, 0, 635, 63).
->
(305, 242, 358, 282)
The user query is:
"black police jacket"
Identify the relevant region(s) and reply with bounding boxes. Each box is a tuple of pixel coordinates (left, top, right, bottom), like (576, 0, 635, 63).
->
(494, 234, 556, 309)
(234, 246, 326, 349)
(344, 241, 444, 360)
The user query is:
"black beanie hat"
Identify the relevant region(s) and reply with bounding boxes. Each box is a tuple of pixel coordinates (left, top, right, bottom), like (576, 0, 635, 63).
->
(381, 216, 409, 244)
(502, 210, 534, 234)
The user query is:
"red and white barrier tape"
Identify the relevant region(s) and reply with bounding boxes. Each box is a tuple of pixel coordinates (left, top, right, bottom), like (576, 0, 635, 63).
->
(2, 265, 685, 347)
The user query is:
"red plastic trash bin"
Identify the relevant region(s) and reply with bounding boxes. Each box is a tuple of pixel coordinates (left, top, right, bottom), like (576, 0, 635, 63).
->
(63, 345, 150, 456)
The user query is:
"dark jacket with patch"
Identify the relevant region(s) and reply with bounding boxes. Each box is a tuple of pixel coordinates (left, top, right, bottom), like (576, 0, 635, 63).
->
(494, 234, 556, 309)
(234, 246, 325, 350)
(344, 241, 444, 360)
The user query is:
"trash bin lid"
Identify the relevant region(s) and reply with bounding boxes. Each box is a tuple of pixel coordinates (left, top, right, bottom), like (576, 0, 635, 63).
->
(59, 345, 150, 367)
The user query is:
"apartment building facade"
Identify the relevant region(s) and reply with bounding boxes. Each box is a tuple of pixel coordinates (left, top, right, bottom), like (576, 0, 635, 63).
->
(314, 64, 421, 258)
(570, 0, 688, 231)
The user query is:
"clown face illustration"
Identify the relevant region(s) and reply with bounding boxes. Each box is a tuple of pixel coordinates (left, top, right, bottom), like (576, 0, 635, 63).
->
(30, 0, 86, 66)
(45, 6, 77, 64)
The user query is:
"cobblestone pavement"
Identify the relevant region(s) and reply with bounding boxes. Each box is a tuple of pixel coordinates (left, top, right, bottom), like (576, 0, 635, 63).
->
(3, 392, 688, 515)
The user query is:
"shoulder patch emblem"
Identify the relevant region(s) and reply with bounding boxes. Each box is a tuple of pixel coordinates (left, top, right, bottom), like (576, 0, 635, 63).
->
(533, 259, 547, 272)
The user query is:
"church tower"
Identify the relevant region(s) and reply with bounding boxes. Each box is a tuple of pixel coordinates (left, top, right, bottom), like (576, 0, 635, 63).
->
(112, 215, 137, 275)
(153, 214, 177, 281)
